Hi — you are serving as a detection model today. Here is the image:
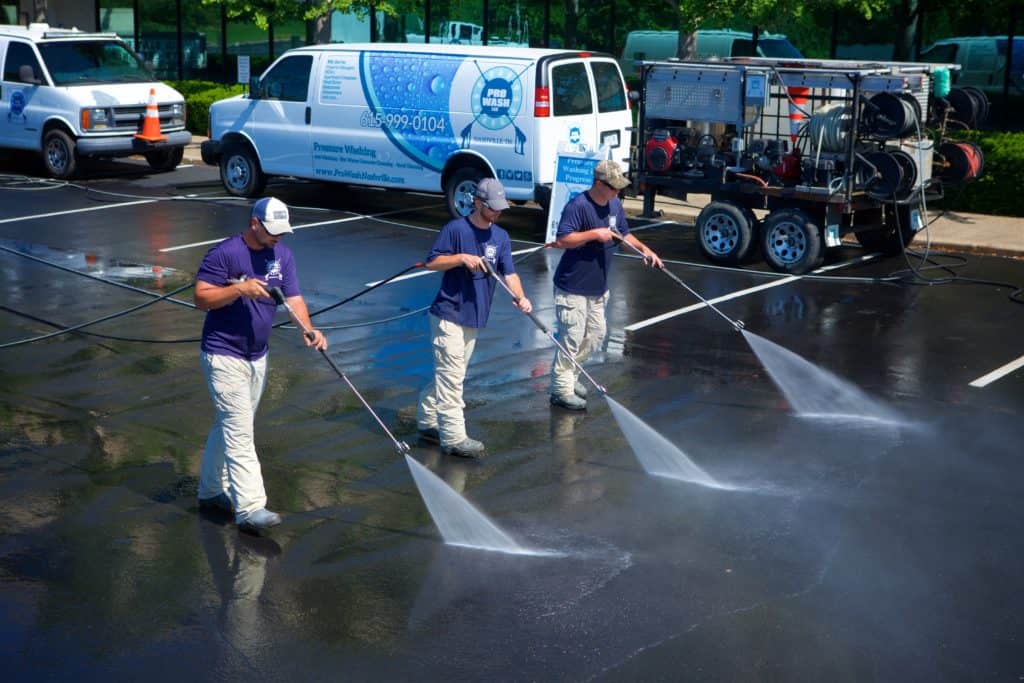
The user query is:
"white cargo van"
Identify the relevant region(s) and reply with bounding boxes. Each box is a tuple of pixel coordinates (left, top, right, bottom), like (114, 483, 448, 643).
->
(201, 44, 632, 216)
(0, 23, 190, 178)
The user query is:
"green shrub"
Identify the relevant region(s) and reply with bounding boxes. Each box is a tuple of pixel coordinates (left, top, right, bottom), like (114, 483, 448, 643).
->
(939, 130, 1024, 217)
(165, 80, 246, 136)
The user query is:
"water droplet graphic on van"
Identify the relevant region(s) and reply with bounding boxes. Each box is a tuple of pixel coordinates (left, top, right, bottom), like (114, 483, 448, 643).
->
(362, 53, 460, 171)
(429, 75, 448, 95)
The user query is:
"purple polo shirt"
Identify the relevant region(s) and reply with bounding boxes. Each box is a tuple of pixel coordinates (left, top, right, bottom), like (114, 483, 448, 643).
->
(196, 234, 299, 360)
(553, 192, 630, 296)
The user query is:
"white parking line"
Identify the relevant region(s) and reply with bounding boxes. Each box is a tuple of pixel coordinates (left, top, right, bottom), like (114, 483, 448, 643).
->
(364, 246, 545, 286)
(159, 204, 441, 252)
(969, 354, 1024, 388)
(0, 199, 156, 225)
(625, 252, 881, 332)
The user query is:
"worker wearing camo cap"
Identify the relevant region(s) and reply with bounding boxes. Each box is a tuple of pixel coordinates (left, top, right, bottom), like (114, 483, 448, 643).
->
(549, 160, 663, 410)
(417, 178, 532, 457)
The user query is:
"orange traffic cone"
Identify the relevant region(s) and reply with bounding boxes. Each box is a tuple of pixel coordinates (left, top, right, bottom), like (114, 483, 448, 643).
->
(787, 86, 809, 145)
(135, 88, 167, 142)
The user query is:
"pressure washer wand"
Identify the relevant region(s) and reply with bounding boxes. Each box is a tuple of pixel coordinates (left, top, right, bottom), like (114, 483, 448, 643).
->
(609, 229, 745, 332)
(481, 261, 607, 395)
(269, 287, 411, 455)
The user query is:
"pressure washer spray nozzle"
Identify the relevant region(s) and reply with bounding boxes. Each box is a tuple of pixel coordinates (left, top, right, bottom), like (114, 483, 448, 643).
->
(397, 441, 412, 455)
(734, 320, 746, 331)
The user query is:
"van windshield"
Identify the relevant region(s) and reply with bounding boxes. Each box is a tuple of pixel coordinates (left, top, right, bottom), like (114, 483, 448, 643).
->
(38, 40, 153, 85)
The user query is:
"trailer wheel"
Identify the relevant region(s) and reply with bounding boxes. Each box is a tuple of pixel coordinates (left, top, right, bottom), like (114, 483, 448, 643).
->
(696, 201, 759, 265)
(761, 209, 823, 274)
(855, 204, 916, 255)
(220, 143, 266, 197)
(446, 167, 484, 218)
(42, 129, 77, 180)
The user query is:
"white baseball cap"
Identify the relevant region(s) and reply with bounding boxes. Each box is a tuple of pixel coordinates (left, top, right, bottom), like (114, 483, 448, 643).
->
(252, 197, 292, 235)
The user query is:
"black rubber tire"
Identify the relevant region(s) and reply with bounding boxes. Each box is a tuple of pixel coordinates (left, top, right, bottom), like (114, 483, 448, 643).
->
(855, 204, 916, 255)
(760, 209, 824, 274)
(696, 200, 759, 265)
(144, 146, 185, 172)
(219, 143, 266, 198)
(42, 129, 77, 180)
(445, 167, 485, 218)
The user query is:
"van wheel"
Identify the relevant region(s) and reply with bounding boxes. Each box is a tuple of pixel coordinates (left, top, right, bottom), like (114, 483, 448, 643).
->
(220, 144, 266, 197)
(145, 146, 184, 172)
(696, 200, 759, 265)
(42, 129, 77, 180)
(446, 167, 484, 218)
(761, 209, 823, 274)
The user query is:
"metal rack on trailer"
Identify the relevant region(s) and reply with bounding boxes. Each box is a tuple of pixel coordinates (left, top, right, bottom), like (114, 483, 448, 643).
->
(632, 56, 985, 273)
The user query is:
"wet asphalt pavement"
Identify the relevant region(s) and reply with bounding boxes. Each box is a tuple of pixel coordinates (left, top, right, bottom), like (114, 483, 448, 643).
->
(1, 155, 1023, 681)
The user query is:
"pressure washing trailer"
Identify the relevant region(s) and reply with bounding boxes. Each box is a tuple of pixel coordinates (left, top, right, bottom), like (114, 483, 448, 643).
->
(633, 56, 987, 274)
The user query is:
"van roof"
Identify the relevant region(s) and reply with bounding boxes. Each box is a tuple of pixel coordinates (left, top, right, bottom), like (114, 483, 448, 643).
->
(0, 23, 120, 41)
(284, 42, 615, 61)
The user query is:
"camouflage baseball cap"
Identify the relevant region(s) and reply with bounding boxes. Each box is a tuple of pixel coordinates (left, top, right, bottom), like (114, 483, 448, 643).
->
(594, 160, 630, 190)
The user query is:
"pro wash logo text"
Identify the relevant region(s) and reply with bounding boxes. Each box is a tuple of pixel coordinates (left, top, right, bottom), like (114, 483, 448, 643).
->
(471, 66, 522, 131)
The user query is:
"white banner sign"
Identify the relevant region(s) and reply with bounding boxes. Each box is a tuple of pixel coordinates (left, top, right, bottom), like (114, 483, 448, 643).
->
(544, 147, 607, 244)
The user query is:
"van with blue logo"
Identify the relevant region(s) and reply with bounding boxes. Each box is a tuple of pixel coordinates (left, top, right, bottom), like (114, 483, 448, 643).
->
(0, 23, 189, 179)
(201, 44, 632, 216)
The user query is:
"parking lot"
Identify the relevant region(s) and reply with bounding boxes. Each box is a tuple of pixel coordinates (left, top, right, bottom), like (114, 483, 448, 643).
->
(2, 155, 1023, 680)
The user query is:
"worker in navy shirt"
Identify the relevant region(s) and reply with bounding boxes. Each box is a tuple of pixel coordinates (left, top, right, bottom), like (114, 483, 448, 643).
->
(194, 197, 326, 535)
(417, 178, 532, 457)
(549, 160, 663, 410)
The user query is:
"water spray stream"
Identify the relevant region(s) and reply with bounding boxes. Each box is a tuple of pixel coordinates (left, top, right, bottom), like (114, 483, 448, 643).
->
(405, 455, 553, 555)
(482, 262, 730, 489)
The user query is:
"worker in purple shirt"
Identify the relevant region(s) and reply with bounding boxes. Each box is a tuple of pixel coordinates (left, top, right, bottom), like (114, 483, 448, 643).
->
(194, 197, 326, 535)
(549, 160, 663, 410)
(417, 178, 532, 457)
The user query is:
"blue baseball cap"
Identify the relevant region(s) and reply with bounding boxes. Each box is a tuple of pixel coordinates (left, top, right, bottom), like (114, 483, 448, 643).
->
(252, 197, 293, 235)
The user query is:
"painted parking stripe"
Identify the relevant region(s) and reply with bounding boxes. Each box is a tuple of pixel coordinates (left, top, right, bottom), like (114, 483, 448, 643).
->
(364, 245, 545, 286)
(625, 252, 881, 332)
(0, 199, 157, 225)
(159, 204, 442, 252)
(969, 354, 1024, 388)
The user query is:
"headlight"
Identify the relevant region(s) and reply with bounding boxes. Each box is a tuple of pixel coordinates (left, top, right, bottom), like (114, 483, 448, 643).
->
(81, 107, 111, 130)
(171, 102, 185, 125)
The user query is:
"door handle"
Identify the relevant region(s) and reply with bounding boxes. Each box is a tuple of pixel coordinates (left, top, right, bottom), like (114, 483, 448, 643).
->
(305, 106, 311, 125)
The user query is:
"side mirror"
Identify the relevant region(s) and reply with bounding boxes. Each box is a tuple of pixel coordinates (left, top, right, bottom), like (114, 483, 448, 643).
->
(18, 64, 40, 85)
(249, 76, 261, 98)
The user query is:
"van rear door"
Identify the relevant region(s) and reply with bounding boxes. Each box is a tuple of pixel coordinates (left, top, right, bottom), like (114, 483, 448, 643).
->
(535, 56, 630, 183)
(251, 53, 316, 177)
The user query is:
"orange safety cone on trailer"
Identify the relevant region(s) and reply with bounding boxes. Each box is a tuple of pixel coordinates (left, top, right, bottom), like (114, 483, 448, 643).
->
(787, 86, 809, 145)
(134, 88, 167, 142)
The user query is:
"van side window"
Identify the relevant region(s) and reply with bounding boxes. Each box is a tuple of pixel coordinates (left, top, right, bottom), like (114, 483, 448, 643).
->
(3, 42, 43, 83)
(261, 55, 313, 102)
(552, 62, 592, 116)
(591, 62, 627, 113)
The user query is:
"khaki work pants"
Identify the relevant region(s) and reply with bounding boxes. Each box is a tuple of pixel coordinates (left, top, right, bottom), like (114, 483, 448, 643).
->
(199, 351, 269, 520)
(550, 288, 609, 398)
(418, 315, 479, 447)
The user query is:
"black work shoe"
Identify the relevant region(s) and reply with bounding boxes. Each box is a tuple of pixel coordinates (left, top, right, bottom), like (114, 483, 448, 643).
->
(574, 382, 588, 399)
(417, 427, 440, 444)
(551, 393, 587, 411)
(442, 437, 486, 458)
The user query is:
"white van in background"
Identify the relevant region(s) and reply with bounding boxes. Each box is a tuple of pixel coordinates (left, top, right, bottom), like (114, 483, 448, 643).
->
(0, 23, 189, 178)
(201, 44, 632, 216)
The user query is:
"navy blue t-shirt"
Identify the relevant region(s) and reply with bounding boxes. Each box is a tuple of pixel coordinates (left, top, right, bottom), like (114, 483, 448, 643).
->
(427, 217, 516, 329)
(553, 192, 630, 296)
(196, 234, 300, 361)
